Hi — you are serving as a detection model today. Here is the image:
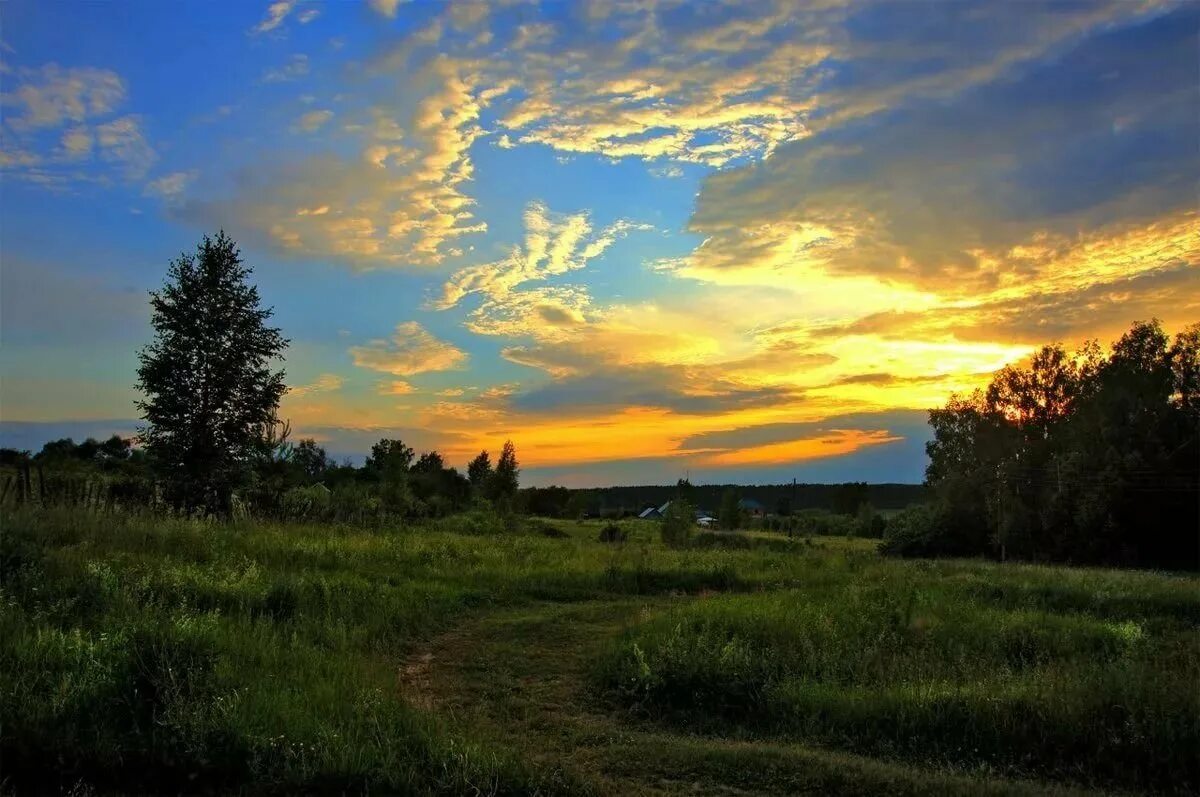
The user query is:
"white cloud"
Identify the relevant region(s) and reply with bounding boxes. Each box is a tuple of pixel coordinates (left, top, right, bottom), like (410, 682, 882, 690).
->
(261, 54, 309, 83)
(95, 115, 155, 177)
(59, 127, 92, 159)
(144, 170, 196, 200)
(1, 64, 125, 131)
(436, 201, 652, 309)
(289, 373, 345, 397)
(368, 0, 404, 19)
(252, 0, 297, 34)
(349, 321, 468, 376)
(294, 108, 333, 132)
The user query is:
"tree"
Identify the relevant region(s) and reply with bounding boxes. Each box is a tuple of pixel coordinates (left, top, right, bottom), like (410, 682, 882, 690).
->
(467, 450, 492, 489)
(292, 438, 329, 482)
(901, 320, 1200, 569)
(365, 439, 414, 479)
(136, 232, 288, 517)
(490, 440, 519, 501)
(718, 489, 742, 530)
(660, 499, 695, 547)
(412, 451, 445, 473)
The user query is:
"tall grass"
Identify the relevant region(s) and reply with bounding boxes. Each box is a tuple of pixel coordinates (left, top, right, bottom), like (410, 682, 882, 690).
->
(595, 562, 1200, 792)
(4, 507, 1197, 793)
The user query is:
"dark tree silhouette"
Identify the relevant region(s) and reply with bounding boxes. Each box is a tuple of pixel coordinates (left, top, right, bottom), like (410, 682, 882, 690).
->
(895, 320, 1200, 569)
(136, 232, 288, 517)
(467, 449, 492, 489)
(491, 440, 519, 500)
(292, 439, 329, 481)
(365, 439, 414, 478)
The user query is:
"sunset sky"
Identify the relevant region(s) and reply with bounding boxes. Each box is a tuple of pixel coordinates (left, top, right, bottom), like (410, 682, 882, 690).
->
(1, 0, 1197, 486)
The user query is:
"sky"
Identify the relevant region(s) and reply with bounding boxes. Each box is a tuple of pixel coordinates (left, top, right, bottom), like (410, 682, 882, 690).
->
(0, 0, 1196, 487)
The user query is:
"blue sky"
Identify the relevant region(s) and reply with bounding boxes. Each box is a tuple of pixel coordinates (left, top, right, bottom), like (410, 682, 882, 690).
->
(1, 0, 1196, 486)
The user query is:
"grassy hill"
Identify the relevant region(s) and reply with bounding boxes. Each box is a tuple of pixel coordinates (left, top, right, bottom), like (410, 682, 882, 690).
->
(2, 508, 1196, 794)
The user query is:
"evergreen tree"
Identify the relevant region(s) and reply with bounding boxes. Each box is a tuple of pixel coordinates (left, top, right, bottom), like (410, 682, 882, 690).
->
(136, 232, 288, 517)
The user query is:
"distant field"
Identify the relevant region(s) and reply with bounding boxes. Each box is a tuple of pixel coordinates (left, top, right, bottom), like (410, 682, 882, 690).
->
(2, 509, 1196, 795)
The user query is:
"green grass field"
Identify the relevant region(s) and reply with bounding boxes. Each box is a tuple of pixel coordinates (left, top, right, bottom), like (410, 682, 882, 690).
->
(2, 509, 1196, 795)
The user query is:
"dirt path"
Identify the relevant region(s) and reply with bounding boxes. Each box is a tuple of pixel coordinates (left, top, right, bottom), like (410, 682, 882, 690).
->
(398, 599, 1087, 796)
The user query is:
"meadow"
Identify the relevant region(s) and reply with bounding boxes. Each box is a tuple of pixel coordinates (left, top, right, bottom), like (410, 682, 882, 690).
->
(1, 507, 1197, 795)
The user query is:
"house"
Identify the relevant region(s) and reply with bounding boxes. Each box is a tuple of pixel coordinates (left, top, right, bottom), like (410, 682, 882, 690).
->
(738, 497, 766, 518)
(637, 505, 662, 520)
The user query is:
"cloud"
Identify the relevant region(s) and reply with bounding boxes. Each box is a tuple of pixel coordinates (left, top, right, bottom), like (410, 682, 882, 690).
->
(298, 8, 320, 24)
(0, 63, 157, 184)
(288, 373, 345, 397)
(682, 5, 1198, 293)
(144, 170, 196, 199)
(94, 115, 155, 177)
(436, 201, 652, 309)
(368, 0, 404, 19)
(380, 380, 417, 395)
(180, 60, 502, 268)
(261, 53, 310, 83)
(252, 0, 297, 34)
(349, 321, 468, 376)
(59, 126, 92, 159)
(1, 63, 125, 131)
(294, 108, 333, 132)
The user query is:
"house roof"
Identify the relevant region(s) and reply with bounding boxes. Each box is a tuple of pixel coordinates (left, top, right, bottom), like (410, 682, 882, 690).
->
(638, 506, 661, 519)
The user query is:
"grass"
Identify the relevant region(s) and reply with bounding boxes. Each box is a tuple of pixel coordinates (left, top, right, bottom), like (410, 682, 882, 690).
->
(595, 561, 1200, 792)
(2, 507, 1197, 794)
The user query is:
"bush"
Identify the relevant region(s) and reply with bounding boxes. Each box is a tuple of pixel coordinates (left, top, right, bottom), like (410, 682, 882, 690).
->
(878, 504, 962, 557)
(280, 485, 331, 522)
(528, 518, 569, 538)
(598, 523, 627, 543)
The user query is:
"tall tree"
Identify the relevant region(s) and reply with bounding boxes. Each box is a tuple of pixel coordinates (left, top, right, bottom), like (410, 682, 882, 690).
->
(292, 438, 329, 481)
(718, 488, 741, 530)
(491, 440, 519, 500)
(136, 232, 288, 517)
(467, 449, 492, 489)
(365, 439, 414, 479)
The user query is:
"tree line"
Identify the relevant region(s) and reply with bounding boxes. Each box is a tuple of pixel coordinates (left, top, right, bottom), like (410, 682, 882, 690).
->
(884, 320, 1199, 570)
(0, 233, 521, 522)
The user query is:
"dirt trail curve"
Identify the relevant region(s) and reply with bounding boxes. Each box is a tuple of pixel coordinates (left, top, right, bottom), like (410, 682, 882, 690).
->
(397, 599, 1087, 797)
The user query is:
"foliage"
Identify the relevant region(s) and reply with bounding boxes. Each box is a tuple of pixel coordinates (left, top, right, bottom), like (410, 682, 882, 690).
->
(718, 489, 742, 530)
(660, 499, 695, 548)
(466, 450, 492, 491)
(135, 232, 288, 518)
(490, 440, 520, 502)
(598, 522, 627, 543)
(904, 320, 1200, 569)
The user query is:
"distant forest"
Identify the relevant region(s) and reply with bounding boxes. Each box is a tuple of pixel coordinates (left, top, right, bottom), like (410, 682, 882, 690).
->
(521, 482, 926, 519)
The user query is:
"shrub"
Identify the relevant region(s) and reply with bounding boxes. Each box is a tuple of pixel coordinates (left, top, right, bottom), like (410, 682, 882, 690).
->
(280, 485, 331, 522)
(598, 523, 627, 543)
(528, 518, 569, 538)
(879, 503, 980, 558)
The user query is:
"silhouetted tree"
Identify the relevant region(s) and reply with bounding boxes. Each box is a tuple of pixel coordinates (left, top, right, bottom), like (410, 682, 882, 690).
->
(365, 439, 414, 479)
(292, 438, 329, 481)
(412, 451, 445, 473)
(467, 450, 492, 489)
(490, 440, 519, 501)
(136, 232, 288, 517)
(718, 489, 741, 530)
(898, 319, 1200, 569)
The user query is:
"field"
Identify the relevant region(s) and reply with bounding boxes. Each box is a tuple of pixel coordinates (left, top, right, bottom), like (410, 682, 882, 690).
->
(2, 508, 1197, 795)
